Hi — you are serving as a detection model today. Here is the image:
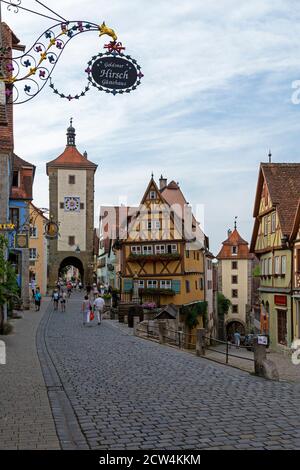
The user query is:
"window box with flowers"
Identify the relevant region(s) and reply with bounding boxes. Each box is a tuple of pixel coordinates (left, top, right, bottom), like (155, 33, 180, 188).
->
(128, 253, 181, 262)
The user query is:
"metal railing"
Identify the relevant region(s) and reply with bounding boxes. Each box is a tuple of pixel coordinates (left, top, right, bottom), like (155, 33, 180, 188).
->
(205, 336, 255, 364)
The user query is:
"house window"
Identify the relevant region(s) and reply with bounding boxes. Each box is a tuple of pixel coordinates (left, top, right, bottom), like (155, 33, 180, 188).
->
(207, 280, 212, 290)
(9, 208, 20, 229)
(281, 256, 287, 275)
(264, 258, 268, 275)
(232, 261, 238, 270)
(155, 245, 165, 254)
(138, 280, 144, 288)
(200, 278, 204, 290)
(149, 191, 156, 200)
(232, 289, 238, 298)
(147, 280, 158, 288)
(69, 175, 75, 184)
(185, 280, 190, 293)
(264, 216, 269, 236)
(232, 305, 239, 314)
(260, 259, 264, 276)
(68, 236, 75, 246)
(12, 171, 19, 187)
(232, 275, 238, 284)
(275, 256, 280, 275)
(131, 246, 141, 254)
(268, 258, 272, 276)
(29, 248, 37, 260)
(30, 226, 38, 238)
(142, 245, 153, 255)
(167, 244, 177, 254)
(297, 250, 300, 273)
(277, 309, 287, 345)
(195, 280, 198, 290)
(232, 246, 237, 255)
(271, 212, 276, 233)
(147, 220, 160, 230)
(160, 280, 172, 289)
(186, 250, 190, 258)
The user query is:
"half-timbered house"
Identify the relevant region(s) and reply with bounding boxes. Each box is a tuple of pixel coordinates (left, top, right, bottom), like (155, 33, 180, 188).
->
(121, 176, 206, 308)
(250, 163, 300, 350)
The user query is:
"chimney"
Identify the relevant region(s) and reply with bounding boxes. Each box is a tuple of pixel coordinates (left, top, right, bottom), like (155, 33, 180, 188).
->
(159, 175, 167, 190)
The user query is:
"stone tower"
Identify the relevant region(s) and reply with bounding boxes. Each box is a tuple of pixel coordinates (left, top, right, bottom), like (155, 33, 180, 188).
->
(46, 120, 97, 287)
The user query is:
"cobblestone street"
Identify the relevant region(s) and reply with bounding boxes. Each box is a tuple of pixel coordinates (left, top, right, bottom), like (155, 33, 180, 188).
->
(38, 294, 300, 450)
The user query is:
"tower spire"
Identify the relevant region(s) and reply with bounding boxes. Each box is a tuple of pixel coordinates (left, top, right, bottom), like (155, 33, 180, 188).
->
(234, 216, 238, 230)
(268, 149, 272, 163)
(66, 118, 76, 146)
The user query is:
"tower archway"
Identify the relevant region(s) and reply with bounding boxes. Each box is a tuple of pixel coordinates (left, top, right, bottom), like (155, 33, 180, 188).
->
(225, 319, 246, 338)
(59, 256, 84, 284)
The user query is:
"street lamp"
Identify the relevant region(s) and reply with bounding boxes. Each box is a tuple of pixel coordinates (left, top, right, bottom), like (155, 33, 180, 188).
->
(75, 245, 80, 254)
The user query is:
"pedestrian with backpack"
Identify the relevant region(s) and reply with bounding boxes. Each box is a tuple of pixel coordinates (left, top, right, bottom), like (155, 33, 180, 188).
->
(34, 288, 42, 311)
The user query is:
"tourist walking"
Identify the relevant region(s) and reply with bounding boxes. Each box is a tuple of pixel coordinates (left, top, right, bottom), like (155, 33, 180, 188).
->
(92, 283, 99, 300)
(94, 294, 105, 325)
(34, 288, 42, 311)
(82, 295, 92, 326)
(60, 290, 67, 312)
(52, 289, 60, 311)
(31, 278, 36, 299)
(234, 331, 241, 349)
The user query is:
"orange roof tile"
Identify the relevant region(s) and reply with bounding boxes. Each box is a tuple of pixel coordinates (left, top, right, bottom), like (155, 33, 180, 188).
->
(46, 146, 97, 174)
(217, 229, 253, 260)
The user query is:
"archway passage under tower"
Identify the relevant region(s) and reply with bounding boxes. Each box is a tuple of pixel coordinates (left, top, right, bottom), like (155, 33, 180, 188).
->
(226, 320, 246, 338)
(58, 257, 84, 285)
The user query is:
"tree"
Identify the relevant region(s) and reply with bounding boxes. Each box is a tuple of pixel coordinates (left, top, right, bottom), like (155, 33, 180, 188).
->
(217, 293, 231, 341)
(0, 235, 19, 334)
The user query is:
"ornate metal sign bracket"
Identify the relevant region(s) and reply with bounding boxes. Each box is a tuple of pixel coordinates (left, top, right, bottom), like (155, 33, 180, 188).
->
(0, 2, 143, 104)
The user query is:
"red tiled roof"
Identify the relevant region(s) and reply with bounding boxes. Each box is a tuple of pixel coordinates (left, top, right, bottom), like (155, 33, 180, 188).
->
(13, 153, 35, 171)
(46, 146, 97, 173)
(261, 163, 300, 236)
(217, 229, 252, 259)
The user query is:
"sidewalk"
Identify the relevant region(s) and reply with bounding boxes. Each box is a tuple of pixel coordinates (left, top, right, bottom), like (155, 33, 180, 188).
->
(111, 319, 300, 383)
(0, 299, 60, 450)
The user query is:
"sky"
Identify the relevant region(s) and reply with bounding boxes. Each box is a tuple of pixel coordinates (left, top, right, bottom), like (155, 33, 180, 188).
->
(2, 0, 300, 255)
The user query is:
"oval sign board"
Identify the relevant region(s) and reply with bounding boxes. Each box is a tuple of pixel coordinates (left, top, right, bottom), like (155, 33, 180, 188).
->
(92, 57, 137, 89)
(88, 52, 143, 95)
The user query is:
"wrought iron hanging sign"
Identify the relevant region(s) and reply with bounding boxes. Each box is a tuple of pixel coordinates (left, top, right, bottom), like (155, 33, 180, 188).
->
(0, 1, 144, 104)
(88, 52, 143, 95)
(44, 219, 60, 240)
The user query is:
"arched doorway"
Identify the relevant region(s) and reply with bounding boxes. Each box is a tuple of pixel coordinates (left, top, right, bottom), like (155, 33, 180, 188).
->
(226, 320, 245, 338)
(58, 257, 84, 285)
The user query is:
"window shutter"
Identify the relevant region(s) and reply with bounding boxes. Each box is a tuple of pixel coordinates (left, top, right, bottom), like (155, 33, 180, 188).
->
(60, 202, 64, 209)
(172, 280, 181, 293)
(123, 279, 133, 292)
(80, 203, 84, 210)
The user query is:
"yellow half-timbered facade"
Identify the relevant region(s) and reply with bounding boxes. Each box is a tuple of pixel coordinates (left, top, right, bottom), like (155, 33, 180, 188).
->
(121, 176, 206, 307)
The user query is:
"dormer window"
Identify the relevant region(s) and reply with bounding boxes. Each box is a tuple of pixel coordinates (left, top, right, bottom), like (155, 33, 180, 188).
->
(149, 191, 156, 200)
(12, 171, 19, 187)
(232, 246, 237, 255)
